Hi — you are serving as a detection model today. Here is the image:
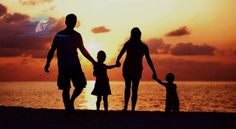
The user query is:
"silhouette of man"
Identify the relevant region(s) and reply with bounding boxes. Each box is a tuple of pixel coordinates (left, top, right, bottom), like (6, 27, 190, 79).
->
(44, 14, 95, 113)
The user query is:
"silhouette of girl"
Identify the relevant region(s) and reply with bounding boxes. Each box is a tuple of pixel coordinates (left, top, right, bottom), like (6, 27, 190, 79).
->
(116, 27, 157, 111)
(91, 50, 118, 111)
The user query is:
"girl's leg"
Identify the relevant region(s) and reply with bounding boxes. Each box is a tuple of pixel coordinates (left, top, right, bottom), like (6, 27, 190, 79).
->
(131, 79, 140, 111)
(103, 95, 108, 111)
(124, 78, 131, 111)
(96, 96, 102, 111)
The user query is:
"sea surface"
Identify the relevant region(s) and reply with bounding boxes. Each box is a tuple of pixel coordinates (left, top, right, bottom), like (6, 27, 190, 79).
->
(0, 81, 236, 112)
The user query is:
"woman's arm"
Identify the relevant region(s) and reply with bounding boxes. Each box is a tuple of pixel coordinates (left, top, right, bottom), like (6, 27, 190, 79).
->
(144, 45, 157, 80)
(116, 43, 127, 66)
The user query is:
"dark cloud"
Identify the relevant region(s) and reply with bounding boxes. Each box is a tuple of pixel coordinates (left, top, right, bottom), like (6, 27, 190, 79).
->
(2, 13, 29, 23)
(0, 5, 65, 58)
(166, 26, 190, 37)
(19, 0, 53, 5)
(0, 4, 7, 17)
(91, 26, 111, 33)
(171, 42, 215, 56)
(142, 58, 236, 81)
(146, 38, 171, 54)
(215, 49, 235, 56)
(234, 50, 236, 55)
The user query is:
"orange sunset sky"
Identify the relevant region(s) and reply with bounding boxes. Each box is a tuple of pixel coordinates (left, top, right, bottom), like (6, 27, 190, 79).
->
(0, 0, 236, 81)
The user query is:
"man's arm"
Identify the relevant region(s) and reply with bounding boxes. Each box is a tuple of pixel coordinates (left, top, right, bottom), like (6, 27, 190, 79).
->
(144, 45, 157, 80)
(78, 35, 96, 65)
(44, 38, 57, 73)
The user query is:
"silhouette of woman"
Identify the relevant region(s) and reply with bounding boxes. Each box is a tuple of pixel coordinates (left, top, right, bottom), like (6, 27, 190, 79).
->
(116, 27, 157, 111)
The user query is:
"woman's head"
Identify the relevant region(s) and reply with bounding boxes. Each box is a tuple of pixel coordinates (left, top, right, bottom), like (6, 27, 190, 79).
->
(97, 50, 106, 63)
(130, 27, 141, 41)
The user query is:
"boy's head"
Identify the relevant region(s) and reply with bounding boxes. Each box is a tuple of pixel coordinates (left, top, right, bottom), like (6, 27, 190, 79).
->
(97, 50, 106, 63)
(166, 73, 175, 83)
(65, 14, 77, 30)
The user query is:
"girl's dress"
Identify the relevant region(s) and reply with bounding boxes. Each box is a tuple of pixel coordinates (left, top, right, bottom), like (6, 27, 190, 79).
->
(91, 63, 111, 96)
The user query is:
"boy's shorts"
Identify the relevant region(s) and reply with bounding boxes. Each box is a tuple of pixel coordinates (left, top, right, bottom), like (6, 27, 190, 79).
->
(57, 67, 87, 90)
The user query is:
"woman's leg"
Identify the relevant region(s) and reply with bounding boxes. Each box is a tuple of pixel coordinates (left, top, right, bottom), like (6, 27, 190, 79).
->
(131, 79, 140, 111)
(124, 78, 131, 111)
(96, 96, 102, 111)
(103, 95, 108, 111)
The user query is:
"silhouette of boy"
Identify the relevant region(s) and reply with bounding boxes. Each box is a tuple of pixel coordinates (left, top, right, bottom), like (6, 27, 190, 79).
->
(91, 50, 118, 111)
(44, 14, 95, 113)
(155, 73, 179, 112)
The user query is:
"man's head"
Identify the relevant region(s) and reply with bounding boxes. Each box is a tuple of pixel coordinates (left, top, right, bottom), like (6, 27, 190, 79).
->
(65, 14, 77, 30)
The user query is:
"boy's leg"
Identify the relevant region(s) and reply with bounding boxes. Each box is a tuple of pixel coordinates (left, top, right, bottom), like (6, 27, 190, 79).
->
(124, 78, 131, 111)
(131, 79, 140, 111)
(97, 96, 102, 111)
(70, 87, 83, 110)
(103, 95, 108, 111)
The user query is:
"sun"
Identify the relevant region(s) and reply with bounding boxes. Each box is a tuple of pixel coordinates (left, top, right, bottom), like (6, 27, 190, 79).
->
(84, 39, 103, 58)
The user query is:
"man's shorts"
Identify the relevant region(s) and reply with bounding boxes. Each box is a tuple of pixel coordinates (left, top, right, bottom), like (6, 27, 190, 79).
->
(57, 67, 87, 90)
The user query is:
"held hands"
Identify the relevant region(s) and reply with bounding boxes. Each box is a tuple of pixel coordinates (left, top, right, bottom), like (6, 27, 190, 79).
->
(152, 72, 158, 80)
(115, 61, 121, 67)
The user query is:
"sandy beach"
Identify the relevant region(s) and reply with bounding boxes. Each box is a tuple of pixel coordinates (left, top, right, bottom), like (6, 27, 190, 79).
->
(0, 106, 235, 129)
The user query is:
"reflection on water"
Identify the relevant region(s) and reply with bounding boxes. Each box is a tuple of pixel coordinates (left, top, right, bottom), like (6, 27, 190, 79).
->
(77, 81, 97, 110)
(0, 81, 236, 112)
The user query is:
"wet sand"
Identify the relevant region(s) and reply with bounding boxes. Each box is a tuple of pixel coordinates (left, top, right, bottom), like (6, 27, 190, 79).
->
(0, 106, 235, 129)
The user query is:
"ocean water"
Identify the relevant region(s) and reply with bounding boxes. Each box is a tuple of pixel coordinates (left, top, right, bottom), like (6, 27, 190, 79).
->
(0, 81, 236, 112)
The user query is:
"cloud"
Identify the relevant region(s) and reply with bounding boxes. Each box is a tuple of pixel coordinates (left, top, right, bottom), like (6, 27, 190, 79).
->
(166, 26, 190, 37)
(146, 38, 171, 54)
(19, 0, 53, 5)
(171, 42, 215, 56)
(91, 26, 111, 34)
(0, 4, 65, 58)
(0, 4, 7, 17)
(2, 13, 29, 23)
(141, 57, 236, 81)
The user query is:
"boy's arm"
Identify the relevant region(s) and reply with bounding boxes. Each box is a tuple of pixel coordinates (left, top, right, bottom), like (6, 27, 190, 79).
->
(155, 78, 166, 87)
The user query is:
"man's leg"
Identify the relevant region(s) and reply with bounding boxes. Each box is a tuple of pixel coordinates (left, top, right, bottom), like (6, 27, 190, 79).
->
(62, 89, 70, 111)
(70, 87, 83, 110)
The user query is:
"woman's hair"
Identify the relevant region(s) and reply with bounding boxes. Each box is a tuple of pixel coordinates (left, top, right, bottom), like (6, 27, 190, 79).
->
(129, 27, 142, 42)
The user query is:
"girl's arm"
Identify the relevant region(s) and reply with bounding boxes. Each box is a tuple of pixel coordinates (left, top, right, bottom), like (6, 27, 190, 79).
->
(106, 64, 118, 69)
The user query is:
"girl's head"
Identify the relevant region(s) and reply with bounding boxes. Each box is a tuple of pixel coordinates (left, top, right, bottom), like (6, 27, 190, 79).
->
(130, 27, 141, 41)
(166, 73, 175, 83)
(97, 50, 106, 63)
